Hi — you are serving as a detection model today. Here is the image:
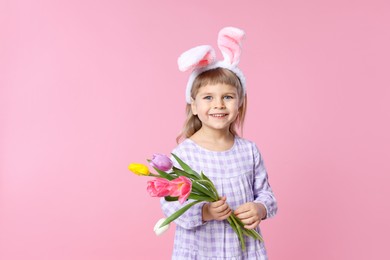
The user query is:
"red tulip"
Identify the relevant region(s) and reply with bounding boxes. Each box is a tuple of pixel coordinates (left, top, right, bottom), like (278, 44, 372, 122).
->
(147, 178, 172, 197)
(170, 176, 192, 204)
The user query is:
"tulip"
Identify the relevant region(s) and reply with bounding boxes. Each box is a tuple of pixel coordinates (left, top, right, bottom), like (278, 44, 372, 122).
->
(128, 163, 150, 176)
(170, 176, 192, 204)
(154, 218, 170, 236)
(150, 154, 173, 171)
(147, 178, 172, 197)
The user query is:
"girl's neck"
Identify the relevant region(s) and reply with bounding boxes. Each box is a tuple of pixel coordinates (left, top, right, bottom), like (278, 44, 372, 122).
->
(190, 127, 235, 152)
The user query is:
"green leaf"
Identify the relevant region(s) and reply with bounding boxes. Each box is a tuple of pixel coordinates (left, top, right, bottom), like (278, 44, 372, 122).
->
(159, 200, 202, 228)
(230, 215, 246, 251)
(199, 173, 220, 198)
(241, 228, 263, 241)
(152, 166, 176, 180)
(164, 196, 179, 201)
(195, 180, 219, 199)
(192, 181, 218, 200)
(188, 194, 215, 202)
(171, 153, 201, 179)
(172, 167, 198, 180)
(226, 217, 240, 236)
(230, 215, 263, 242)
(200, 171, 213, 182)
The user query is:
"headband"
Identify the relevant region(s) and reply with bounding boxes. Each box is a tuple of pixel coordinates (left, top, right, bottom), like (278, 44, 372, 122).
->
(177, 27, 246, 104)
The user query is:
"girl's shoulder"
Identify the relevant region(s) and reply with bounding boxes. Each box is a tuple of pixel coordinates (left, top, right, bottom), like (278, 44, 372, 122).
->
(234, 136, 262, 155)
(234, 136, 255, 146)
(172, 138, 193, 152)
(170, 139, 194, 159)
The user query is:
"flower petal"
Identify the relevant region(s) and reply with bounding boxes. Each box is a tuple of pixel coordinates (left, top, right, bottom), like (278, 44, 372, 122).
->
(150, 154, 173, 171)
(128, 163, 150, 176)
(147, 178, 172, 197)
(153, 218, 170, 236)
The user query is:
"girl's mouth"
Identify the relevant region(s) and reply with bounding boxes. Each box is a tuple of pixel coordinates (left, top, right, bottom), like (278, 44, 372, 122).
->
(210, 113, 228, 118)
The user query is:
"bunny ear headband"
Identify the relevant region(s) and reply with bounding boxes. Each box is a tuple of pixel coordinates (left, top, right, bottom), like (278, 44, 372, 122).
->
(178, 27, 246, 104)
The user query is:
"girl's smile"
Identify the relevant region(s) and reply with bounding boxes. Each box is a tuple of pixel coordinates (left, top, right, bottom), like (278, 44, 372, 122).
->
(209, 113, 228, 118)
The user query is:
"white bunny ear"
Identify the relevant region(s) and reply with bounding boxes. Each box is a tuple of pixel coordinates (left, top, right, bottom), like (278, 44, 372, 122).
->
(178, 45, 216, 72)
(217, 27, 245, 65)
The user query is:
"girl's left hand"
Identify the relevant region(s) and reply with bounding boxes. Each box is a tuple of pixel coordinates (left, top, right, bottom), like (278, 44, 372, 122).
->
(234, 202, 267, 229)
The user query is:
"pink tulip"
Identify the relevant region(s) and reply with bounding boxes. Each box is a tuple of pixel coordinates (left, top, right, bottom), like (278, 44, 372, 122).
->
(147, 178, 172, 197)
(150, 154, 173, 172)
(170, 176, 192, 204)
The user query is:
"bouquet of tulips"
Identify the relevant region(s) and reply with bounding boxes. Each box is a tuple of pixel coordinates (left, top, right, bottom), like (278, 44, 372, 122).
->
(128, 153, 263, 251)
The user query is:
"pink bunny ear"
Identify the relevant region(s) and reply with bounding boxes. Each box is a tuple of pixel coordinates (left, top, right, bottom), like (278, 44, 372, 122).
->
(178, 45, 216, 72)
(217, 27, 245, 65)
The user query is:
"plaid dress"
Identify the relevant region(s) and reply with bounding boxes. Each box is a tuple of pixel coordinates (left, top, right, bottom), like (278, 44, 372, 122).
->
(161, 137, 278, 260)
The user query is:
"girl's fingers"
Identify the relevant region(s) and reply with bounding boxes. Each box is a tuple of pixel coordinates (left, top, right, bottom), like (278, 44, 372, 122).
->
(212, 203, 229, 214)
(244, 219, 260, 229)
(211, 201, 229, 211)
(211, 199, 226, 207)
(237, 212, 260, 224)
(239, 214, 260, 228)
(210, 203, 231, 220)
(235, 209, 254, 219)
(216, 208, 231, 220)
(234, 202, 252, 213)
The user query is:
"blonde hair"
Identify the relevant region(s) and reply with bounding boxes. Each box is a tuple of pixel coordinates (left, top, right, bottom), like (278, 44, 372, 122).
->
(176, 68, 247, 143)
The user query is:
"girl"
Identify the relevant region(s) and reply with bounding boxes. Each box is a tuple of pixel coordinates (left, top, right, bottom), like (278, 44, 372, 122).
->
(161, 27, 277, 260)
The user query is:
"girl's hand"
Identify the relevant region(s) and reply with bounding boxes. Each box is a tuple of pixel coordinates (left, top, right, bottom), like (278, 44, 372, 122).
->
(234, 202, 267, 229)
(202, 196, 231, 221)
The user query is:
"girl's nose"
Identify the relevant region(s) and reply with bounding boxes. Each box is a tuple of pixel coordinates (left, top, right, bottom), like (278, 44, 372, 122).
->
(213, 99, 226, 109)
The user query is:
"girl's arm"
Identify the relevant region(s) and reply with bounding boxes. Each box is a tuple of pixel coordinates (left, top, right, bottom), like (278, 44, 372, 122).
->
(251, 143, 278, 219)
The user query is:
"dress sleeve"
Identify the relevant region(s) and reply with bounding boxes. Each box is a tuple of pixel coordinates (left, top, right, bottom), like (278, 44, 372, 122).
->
(159, 147, 207, 229)
(252, 144, 278, 219)
(160, 197, 207, 229)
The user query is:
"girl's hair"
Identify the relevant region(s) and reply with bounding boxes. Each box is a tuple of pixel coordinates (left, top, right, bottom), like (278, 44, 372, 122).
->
(176, 67, 247, 143)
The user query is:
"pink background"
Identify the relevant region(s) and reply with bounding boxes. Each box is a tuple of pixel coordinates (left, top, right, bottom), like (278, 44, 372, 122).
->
(1, 0, 389, 259)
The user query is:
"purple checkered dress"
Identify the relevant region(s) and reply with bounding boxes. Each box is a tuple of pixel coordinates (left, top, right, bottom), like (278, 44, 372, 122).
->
(161, 137, 278, 259)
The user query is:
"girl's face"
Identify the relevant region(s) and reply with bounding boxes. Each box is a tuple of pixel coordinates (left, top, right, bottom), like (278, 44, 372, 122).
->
(191, 83, 240, 134)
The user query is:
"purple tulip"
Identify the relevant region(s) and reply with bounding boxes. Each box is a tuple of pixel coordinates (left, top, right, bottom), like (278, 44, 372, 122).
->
(150, 154, 173, 171)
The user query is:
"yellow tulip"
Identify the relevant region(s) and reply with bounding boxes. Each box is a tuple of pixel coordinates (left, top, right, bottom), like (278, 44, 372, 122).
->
(128, 163, 150, 176)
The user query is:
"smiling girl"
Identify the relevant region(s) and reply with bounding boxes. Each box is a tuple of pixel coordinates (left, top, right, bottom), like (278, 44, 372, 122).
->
(161, 27, 277, 260)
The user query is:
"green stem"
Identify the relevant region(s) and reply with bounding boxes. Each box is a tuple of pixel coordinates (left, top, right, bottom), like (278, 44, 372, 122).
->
(230, 214, 263, 242)
(148, 173, 162, 177)
(229, 215, 246, 251)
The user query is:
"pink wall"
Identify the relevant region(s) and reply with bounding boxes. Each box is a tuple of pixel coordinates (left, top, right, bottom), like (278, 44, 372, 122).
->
(1, 0, 389, 259)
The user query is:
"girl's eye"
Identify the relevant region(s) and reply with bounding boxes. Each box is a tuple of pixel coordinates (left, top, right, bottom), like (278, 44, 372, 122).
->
(224, 95, 234, 100)
(203, 96, 212, 100)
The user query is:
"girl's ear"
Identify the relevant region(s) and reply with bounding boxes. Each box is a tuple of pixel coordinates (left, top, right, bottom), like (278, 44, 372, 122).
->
(191, 98, 198, 115)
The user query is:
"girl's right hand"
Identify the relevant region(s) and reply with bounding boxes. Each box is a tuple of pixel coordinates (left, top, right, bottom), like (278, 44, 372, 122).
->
(202, 196, 231, 221)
